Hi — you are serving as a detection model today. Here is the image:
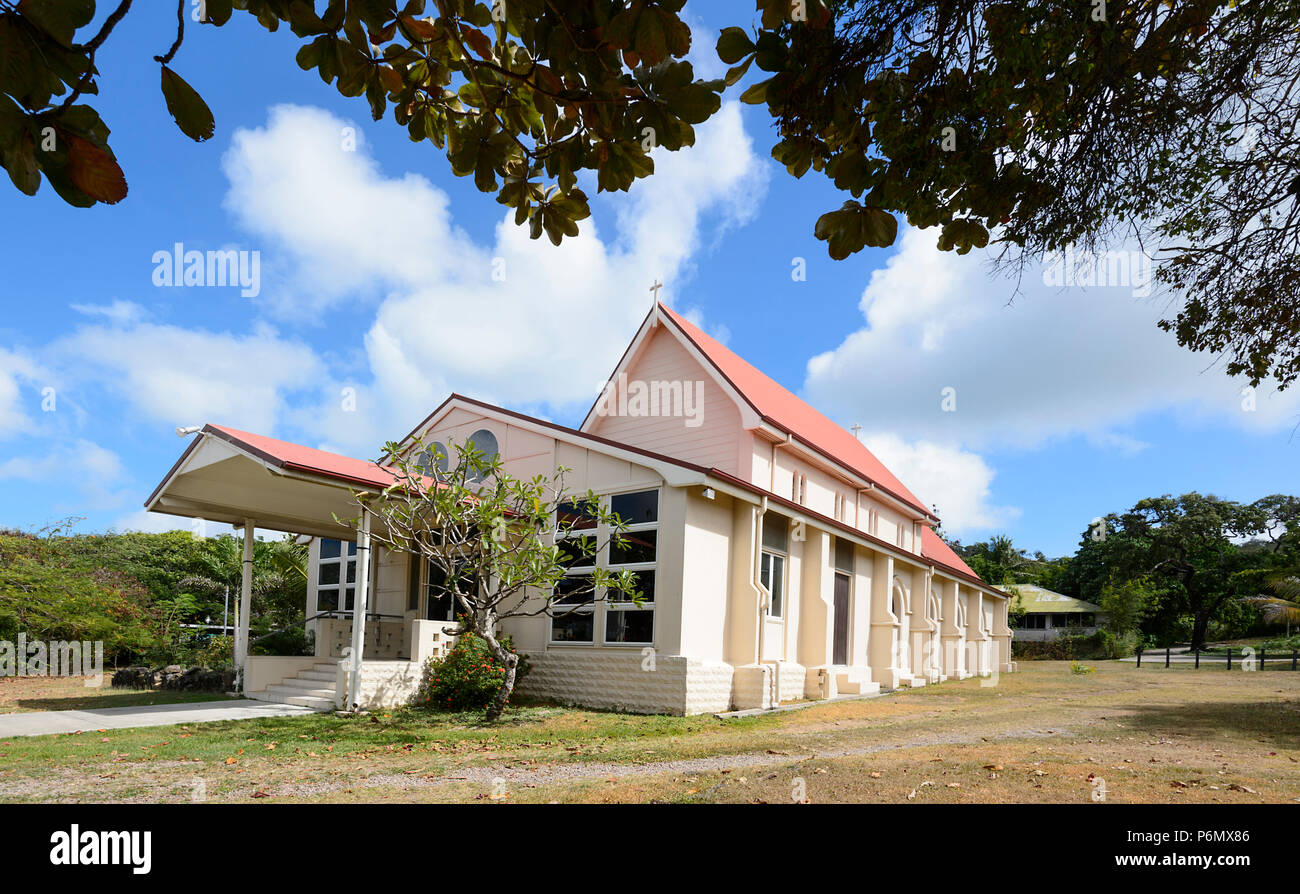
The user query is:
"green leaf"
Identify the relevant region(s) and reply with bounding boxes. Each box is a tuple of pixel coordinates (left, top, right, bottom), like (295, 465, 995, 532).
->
(634, 8, 670, 66)
(739, 78, 769, 105)
(665, 82, 720, 125)
(200, 0, 234, 26)
(724, 55, 753, 87)
(715, 27, 754, 65)
(17, 0, 94, 48)
(814, 202, 897, 260)
(160, 66, 215, 142)
(861, 206, 897, 248)
(3, 128, 40, 195)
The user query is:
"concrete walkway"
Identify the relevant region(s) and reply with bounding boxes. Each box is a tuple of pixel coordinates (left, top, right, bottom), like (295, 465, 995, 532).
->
(0, 699, 319, 738)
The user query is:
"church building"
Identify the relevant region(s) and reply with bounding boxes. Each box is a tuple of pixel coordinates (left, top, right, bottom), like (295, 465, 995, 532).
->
(145, 302, 1015, 714)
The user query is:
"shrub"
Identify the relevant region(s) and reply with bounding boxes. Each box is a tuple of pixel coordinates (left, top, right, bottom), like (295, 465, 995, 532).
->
(193, 634, 234, 668)
(1262, 634, 1300, 653)
(417, 632, 531, 712)
(250, 627, 314, 657)
(1012, 630, 1137, 661)
(1013, 639, 1075, 660)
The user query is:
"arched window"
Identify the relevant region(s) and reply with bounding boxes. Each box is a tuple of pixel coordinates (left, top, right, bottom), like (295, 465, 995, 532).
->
(468, 428, 498, 459)
(465, 429, 499, 481)
(416, 441, 449, 477)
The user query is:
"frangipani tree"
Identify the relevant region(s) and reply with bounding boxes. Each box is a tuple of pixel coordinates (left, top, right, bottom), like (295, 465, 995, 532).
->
(341, 437, 643, 720)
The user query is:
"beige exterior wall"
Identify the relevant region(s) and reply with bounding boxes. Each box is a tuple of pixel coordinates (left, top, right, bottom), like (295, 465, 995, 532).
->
(515, 650, 733, 715)
(340, 659, 423, 710)
(584, 325, 747, 475)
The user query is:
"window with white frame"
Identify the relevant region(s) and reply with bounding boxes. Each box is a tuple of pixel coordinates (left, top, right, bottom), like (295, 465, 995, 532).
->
(604, 489, 658, 644)
(550, 498, 598, 643)
(549, 489, 659, 645)
(316, 538, 357, 613)
(760, 513, 789, 618)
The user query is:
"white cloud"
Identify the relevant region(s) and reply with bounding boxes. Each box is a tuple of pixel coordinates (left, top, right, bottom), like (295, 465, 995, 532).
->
(51, 320, 325, 434)
(0, 348, 40, 439)
(70, 300, 145, 325)
(222, 102, 768, 454)
(0, 438, 129, 510)
(109, 509, 199, 535)
(108, 510, 293, 541)
(804, 226, 1300, 450)
(862, 433, 1020, 535)
(221, 105, 487, 317)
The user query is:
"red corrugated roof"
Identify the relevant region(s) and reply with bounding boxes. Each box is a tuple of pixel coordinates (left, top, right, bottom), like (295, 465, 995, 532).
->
(205, 424, 402, 490)
(657, 303, 933, 519)
(920, 526, 979, 579)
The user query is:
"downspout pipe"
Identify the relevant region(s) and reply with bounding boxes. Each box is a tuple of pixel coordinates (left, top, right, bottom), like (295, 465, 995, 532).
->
(753, 496, 768, 667)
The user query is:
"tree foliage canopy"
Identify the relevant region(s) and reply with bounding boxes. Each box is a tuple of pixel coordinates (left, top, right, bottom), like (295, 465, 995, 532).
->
(4, 0, 1298, 385)
(728, 0, 1300, 386)
(0, 0, 723, 245)
(0, 525, 307, 664)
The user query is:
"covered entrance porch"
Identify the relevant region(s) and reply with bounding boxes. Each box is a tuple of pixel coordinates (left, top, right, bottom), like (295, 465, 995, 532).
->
(145, 424, 452, 711)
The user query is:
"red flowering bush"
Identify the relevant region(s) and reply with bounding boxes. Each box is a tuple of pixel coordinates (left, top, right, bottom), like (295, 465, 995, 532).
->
(417, 632, 531, 713)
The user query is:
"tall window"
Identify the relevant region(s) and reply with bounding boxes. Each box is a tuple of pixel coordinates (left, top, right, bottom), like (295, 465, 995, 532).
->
(426, 560, 471, 622)
(407, 551, 421, 611)
(605, 489, 658, 645)
(549, 489, 659, 645)
(761, 513, 789, 618)
(551, 497, 598, 643)
(316, 538, 357, 613)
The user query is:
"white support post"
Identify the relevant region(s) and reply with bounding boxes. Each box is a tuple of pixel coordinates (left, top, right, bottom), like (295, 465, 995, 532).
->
(236, 519, 255, 693)
(347, 509, 372, 711)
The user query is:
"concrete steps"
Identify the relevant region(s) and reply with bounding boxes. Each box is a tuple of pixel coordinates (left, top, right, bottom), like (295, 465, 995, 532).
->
(834, 669, 881, 697)
(247, 661, 339, 712)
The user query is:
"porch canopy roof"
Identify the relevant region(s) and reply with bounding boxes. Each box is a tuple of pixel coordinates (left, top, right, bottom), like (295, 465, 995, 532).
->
(144, 424, 400, 539)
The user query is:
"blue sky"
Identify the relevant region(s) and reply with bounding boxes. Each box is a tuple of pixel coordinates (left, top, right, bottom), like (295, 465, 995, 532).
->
(1, 2, 1295, 556)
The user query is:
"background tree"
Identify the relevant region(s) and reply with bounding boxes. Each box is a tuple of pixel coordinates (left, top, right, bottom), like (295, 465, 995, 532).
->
(179, 534, 308, 641)
(1076, 494, 1267, 649)
(723, 0, 1300, 387)
(943, 532, 1070, 588)
(0, 522, 310, 666)
(1098, 576, 1157, 637)
(347, 438, 643, 721)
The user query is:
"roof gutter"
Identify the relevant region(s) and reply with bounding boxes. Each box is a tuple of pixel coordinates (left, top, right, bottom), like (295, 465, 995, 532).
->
(701, 469, 1009, 601)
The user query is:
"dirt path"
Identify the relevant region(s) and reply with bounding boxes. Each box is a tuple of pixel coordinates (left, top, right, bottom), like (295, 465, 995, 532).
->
(275, 723, 1070, 799)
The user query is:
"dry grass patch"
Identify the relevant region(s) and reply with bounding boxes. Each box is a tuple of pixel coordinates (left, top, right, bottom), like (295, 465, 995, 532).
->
(0, 661, 1296, 803)
(0, 674, 235, 713)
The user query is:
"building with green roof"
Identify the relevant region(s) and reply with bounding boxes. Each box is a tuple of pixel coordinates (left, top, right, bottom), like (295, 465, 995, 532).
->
(1008, 584, 1107, 641)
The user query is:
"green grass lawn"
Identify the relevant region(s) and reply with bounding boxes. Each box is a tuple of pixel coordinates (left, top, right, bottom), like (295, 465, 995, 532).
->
(0, 662, 1297, 803)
